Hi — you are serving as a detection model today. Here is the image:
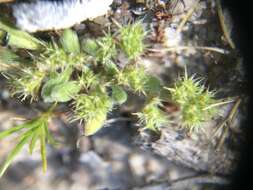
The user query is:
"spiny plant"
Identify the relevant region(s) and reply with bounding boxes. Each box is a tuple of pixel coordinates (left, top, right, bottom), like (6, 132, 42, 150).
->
(165, 69, 218, 133)
(119, 21, 146, 60)
(7, 68, 45, 102)
(0, 19, 221, 177)
(0, 20, 163, 176)
(117, 65, 151, 94)
(72, 87, 114, 136)
(135, 97, 168, 131)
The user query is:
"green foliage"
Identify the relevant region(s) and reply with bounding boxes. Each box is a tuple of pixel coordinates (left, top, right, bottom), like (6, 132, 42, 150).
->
(119, 22, 145, 59)
(0, 110, 55, 177)
(135, 98, 168, 131)
(78, 67, 100, 90)
(42, 79, 80, 103)
(37, 42, 86, 71)
(82, 34, 116, 64)
(117, 65, 161, 95)
(111, 85, 128, 105)
(0, 48, 20, 65)
(0, 19, 44, 50)
(96, 34, 116, 64)
(60, 29, 80, 53)
(0, 22, 150, 177)
(8, 67, 45, 102)
(0, 22, 221, 177)
(84, 111, 107, 136)
(0, 48, 21, 72)
(82, 38, 99, 56)
(123, 66, 148, 94)
(144, 75, 162, 96)
(72, 87, 113, 136)
(166, 71, 217, 132)
(0, 134, 31, 177)
(41, 68, 80, 102)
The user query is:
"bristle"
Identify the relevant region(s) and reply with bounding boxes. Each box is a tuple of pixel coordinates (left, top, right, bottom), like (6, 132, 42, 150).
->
(12, 0, 113, 32)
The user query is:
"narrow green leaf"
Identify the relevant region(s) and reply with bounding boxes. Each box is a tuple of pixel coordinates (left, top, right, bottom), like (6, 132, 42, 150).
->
(40, 126, 47, 173)
(60, 29, 80, 53)
(111, 85, 127, 104)
(0, 19, 44, 50)
(0, 125, 27, 140)
(0, 119, 39, 140)
(0, 133, 31, 177)
(18, 125, 39, 139)
(29, 129, 39, 154)
(0, 109, 53, 177)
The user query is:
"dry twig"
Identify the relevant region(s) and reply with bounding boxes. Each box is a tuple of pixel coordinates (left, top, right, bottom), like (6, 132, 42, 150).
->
(134, 174, 229, 189)
(148, 45, 229, 54)
(176, 0, 201, 33)
(168, 174, 229, 189)
(216, 0, 235, 49)
(212, 97, 241, 150)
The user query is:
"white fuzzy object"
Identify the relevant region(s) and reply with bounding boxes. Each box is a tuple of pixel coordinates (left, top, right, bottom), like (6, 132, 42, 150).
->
(12, 0, 113, 32)
(163, 27, 182, 47)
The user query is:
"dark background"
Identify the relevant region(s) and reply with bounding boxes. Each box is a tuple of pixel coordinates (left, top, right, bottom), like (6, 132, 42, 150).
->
(223, 0, 253, 189)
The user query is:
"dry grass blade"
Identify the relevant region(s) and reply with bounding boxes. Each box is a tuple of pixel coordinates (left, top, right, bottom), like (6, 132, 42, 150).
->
(203, 99, 235, 111)
(216, 0, 235, 49)
(213, 98, 241, 150)
(176, 0, 201, 33)
(148, 46, 229, 54)
(0, 0, 14, 3)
